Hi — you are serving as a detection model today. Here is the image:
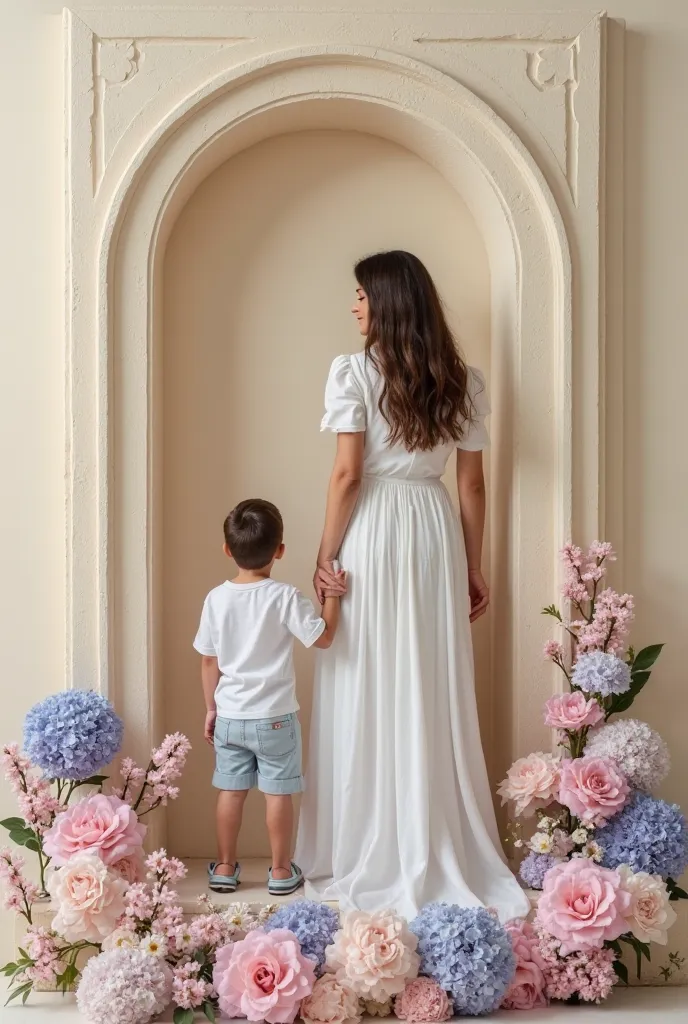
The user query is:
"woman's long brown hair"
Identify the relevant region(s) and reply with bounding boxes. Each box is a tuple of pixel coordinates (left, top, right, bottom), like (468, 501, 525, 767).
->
(355, 250, 475, 452)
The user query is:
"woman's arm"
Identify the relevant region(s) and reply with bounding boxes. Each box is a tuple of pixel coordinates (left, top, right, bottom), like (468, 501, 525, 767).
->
(314, 433, 365, 600)
(456, 448, 489, 622)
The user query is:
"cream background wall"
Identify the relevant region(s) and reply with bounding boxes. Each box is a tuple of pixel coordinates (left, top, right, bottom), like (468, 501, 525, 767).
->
(1, 0, 687, 971)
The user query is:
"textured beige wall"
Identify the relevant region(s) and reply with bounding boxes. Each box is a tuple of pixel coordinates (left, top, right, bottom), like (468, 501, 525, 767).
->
(162, 129, 491, 857)
(2, 0, 688, 972)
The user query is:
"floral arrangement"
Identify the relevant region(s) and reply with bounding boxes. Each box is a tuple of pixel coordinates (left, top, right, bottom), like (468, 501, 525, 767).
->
(498, 539, 688, 999)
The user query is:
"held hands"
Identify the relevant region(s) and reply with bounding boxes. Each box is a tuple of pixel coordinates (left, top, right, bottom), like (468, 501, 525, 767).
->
(468, 568, 489, 623)
(204, 708, 217, 746)
(314, 560, 347, 604)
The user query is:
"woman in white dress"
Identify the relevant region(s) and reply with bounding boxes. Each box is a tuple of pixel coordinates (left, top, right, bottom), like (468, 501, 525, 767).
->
(295, 251, 529, 922)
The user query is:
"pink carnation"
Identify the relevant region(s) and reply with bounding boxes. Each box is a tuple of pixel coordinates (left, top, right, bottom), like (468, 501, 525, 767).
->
(544, 692, 604, 731)
(394, 978, 452, 1023)
(536, 859, 631, 956)
(497, 753, 561, 818)
(43, 794, 146, 867)
(558, 756, 629, 825)
(213, 929, 315, 1023)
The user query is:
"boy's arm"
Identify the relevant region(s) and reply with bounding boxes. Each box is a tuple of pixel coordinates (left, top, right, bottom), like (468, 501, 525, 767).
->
(201, 656, 221, 745)
(312, 595, 341, 649)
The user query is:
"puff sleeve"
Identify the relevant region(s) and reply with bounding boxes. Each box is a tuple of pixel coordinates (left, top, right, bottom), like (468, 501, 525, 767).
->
(457, 367, 491, 451)
(320, 355, 366, 433)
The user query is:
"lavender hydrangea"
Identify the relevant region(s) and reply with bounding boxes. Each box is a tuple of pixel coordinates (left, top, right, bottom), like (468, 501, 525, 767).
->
(264, 899, 339, 975)
(410, 903, 515, 1016)
(519, 852, 563, 890)
(23, 690, 123, 780)
(595, 791, 688, 879)
(585, 718, 670, 793)
(76, 947, 172, 1024)
(571, 651, 631, 696)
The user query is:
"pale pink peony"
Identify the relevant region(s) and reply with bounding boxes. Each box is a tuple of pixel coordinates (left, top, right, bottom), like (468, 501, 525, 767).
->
(497, 753, 561, 818)
(393, 978, 452, 1023)
(47, 851, 128, 943)
(111, 849, 145, 884)
(504, 919, 546, 970)
(558, 756, 629, 825)
(617, 865, 678, 945)
(544, 693, 604, 731)
(326, 910, 419, 1001)
(213, 929, 315, 1023)
(502, 960, 548, 1011)
(536, 858, 631, 956)
(43, 794, 146, 867)
(300, 973, 361, 1024)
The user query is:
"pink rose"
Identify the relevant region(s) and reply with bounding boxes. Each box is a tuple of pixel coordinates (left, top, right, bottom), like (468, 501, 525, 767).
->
(394, 978, 452, 1023)
(47, 851, 128, 943)
(558, 756, 629, 825)
(544, 693, 604, 731)
(213, 929, 315, 1023)
(497, 753, 561, 818)
(111, 850, 145, 884)
(300, 974, 361, 1024)
(536, 858, 632, 955)
(504, 919, 546, 970)
(326, 910, 419, 1001)
(502, 960, 548, 1010)
(43, 794, 146, 867)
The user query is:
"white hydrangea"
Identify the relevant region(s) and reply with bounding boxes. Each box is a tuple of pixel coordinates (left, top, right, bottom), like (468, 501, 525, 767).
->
(584, 718, 670, 793)
(76, 948, 172, 1024)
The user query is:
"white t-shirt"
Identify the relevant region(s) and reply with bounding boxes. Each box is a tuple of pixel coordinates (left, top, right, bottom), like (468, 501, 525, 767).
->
(193, 579, 326, 719)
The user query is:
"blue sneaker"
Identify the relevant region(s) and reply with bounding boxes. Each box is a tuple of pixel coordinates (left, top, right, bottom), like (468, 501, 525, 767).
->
(207, 861, 240, 893)
(268, 862, 304, 896)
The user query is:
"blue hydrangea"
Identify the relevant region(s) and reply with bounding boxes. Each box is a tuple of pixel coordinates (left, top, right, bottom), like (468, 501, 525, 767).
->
(571, 651, 631, 696)
(519, 852, 561, 890)
(410, 903, 515, 1016)
(23, 690, 124, 780)
(264, 900, 339, 975)
(595, 791, 688, 879)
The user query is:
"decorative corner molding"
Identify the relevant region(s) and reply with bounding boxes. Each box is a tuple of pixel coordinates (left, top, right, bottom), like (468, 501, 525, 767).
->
(527, 42, 579, 203)
(98, 38, 140, 85)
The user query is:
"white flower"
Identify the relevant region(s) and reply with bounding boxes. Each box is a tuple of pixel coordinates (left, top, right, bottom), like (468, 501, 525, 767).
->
(582, 841, 604, 863)
(529, 832, 554, 854)
(514, 839, 524, 849)
(497, 753, 561, 818)
(584, 719, 670, 793)
(571, 828, 589, 845)
(47, 851, 128, 943)
(618, 865, 678, 944)
(140, 933, 168, 958)
(537, 816, 555, 831)
(102, 927, 137, 951)
(326, 910, 419, 1001)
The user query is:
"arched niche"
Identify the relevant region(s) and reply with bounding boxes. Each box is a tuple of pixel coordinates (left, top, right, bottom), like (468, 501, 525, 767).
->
(65, 11, 607, 851)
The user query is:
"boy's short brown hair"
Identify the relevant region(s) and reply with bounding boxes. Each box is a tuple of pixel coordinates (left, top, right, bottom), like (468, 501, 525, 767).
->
(224, 499, 284, 570)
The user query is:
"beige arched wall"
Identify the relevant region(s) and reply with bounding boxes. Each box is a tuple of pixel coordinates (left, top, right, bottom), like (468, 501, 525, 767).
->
(162, 129, 491, 858)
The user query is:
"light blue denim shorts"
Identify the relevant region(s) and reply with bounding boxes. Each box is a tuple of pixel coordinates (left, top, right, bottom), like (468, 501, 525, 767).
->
(213, 714, 303, 795)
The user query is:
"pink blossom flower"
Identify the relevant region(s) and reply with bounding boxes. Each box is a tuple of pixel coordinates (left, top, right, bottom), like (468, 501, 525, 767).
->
(543, 640, 565, 661)
(1, 746, 60, 833)
(213, 929, 316, 1023)
(172, 962, 213, 1010)
(0, 847, 39, 914)
(43, 793, 146, 866)
(577, 589, 634, 654)
(587, 541, 615, 563)
(535, 927, 618, 1003)
(536, 859, 631, 955)
(544, 692, 605, 731)
(301, 974, 362, 1024)
(497, 753, 561, 818)
(394, 978, 452, 1022)
(47, 850, 128, 943)
(326, 910, 419, 1001)
(558, 756, 629, 825)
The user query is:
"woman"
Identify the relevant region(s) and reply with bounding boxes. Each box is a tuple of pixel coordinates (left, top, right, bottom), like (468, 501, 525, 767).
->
(295, 251, 529, 922)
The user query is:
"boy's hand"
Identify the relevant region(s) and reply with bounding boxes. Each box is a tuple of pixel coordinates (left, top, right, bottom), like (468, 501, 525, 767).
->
(204, 709, 217, 746)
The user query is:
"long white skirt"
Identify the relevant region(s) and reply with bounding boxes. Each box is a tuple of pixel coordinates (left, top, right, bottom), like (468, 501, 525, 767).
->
(295, 476, 530, 923)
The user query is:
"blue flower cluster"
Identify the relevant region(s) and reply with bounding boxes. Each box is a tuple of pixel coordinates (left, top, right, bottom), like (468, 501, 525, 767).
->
(23, 690, 124, 780)
(571, 651, 631, 696)
(410, 903, 515, 1016)
(265, 899, 339, 975)
(519, 852, 561, 890)
(595, 791, 688, 880)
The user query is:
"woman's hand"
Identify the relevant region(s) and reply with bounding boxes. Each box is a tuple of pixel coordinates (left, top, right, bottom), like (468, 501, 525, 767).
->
(468, 568, 489, 622)
(314, 560, 347, 604)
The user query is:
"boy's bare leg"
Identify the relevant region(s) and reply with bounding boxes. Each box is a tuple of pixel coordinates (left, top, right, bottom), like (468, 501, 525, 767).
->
(265, 794, 294, 879)
(215, 790, 248, 875)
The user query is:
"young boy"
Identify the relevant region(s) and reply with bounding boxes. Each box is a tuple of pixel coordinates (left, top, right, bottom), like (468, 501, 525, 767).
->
(193, 498, 343, 896)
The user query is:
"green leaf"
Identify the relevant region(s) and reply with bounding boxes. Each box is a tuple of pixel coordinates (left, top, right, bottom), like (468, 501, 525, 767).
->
(73, 775, 108, 788)
(666, 877, 688, 901)
(612, 960, 629, 985)
(8, 826, 39, 850)
(542, 604, 563, 621)
(193, 948, 206, 964)
(5, 981, 33, 1006)
(203, 1002, 217, 1022)
(607, 668, 653, 716)
(0, 962, 17, 976)
(631, 644, 664, 673)
(0, 817, 27, 832)
(17, 948, 29, 961)
(173, 1007, 195, 1024)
